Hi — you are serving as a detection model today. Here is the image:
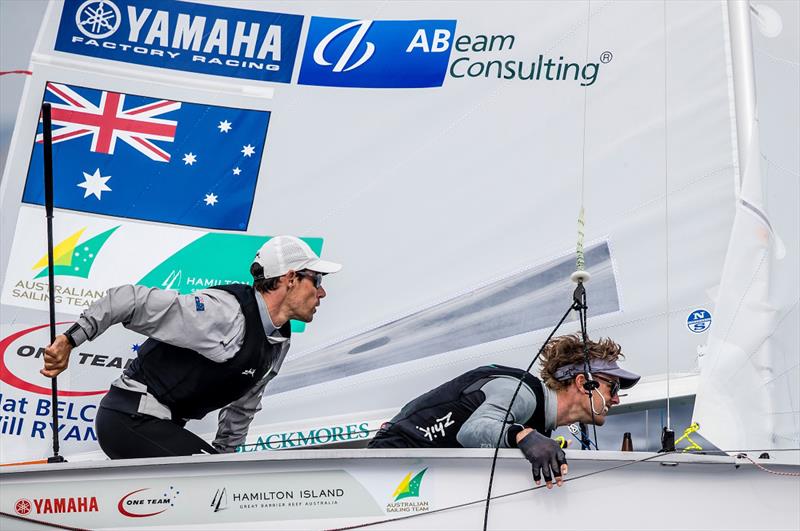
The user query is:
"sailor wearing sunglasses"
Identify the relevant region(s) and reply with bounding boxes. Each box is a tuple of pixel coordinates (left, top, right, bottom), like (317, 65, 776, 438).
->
(369, 334, 640, 490)
(41, 235, 341, 459)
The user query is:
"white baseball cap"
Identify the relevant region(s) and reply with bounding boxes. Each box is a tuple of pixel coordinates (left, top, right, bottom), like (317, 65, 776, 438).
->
(252, 236, 342, 279)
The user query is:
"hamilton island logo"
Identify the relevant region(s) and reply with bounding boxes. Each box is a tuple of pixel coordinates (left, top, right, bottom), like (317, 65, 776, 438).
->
(386, 468, 429, 513)
(32, 226, 118, 279)
(211, 488, 228, 512)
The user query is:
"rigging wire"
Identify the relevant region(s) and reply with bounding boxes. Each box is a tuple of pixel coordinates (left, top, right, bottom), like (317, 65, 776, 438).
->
(480, 301, 578, 531)
(662, 0, 673, 435)
(481, 3, 600, 529)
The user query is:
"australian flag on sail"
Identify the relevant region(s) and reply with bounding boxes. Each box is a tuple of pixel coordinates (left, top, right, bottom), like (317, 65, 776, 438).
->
(22, 82, 270, 230)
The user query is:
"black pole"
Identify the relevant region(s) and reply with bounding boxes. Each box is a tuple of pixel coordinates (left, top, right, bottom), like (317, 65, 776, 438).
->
(42, 103, 65, 464)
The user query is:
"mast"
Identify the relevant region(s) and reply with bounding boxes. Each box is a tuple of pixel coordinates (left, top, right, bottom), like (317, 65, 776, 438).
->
(727, 0, 758, 185)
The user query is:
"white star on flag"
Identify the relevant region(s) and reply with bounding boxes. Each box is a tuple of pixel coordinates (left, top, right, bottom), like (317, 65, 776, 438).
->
(183, 152, 197, 165)
(204, 193, 218, 206)
(218, 120, 232, 133)
(232, 167, 242, 176)
(78, 168, 112, 200)
(241, 144, 255, 157)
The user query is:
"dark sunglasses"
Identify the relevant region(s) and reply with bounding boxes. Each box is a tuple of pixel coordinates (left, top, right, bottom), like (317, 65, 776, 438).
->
(296, 271, 324, 289)
(593, 374, 620, 397)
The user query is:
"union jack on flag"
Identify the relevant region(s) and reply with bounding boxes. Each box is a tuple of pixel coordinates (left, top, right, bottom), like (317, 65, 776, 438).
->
(37, 83, 179, 162)
(23, 82, 271, 230)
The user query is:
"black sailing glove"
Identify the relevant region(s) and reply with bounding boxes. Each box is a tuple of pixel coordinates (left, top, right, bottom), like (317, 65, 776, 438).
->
(517, 430, 568, 487)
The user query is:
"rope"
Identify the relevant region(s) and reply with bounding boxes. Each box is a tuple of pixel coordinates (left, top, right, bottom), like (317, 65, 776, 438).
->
(735, 453, 800, 477)
(575, 207, 587, 272)
(674, 423, 703, 452)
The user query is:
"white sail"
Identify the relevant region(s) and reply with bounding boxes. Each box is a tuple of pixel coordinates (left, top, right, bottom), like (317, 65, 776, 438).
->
(693, 0, 799, 463)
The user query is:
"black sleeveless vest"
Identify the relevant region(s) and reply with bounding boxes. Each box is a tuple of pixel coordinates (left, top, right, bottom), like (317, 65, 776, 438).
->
(378, 365, 551, 448)
(124, 284, 290, 420)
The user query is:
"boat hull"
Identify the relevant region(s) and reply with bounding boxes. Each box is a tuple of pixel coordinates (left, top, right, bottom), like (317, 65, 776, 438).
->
(1, 449, 798, 530)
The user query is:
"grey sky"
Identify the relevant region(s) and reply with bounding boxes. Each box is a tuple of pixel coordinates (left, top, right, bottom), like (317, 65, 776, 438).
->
(0, 0, 48, 179)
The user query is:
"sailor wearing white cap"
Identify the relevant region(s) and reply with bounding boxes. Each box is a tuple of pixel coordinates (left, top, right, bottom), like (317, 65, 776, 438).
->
(41, 236, 341, 459)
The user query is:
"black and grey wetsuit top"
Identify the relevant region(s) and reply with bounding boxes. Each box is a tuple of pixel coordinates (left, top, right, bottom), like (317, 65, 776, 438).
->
(369, 365, 557, 448)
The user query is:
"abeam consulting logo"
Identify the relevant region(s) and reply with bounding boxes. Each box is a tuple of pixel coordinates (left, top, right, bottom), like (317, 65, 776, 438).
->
(299, 17, 457, 88)
(687, 309, 712, 333)
(386, 468, 429, 513)
(118, 486, 180, 518)
(55, 0, 303, 82)
(447, 33, 609, 86)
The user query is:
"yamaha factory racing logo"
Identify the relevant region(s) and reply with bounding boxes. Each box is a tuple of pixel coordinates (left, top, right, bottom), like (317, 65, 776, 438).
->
(55, 0, 303, 82)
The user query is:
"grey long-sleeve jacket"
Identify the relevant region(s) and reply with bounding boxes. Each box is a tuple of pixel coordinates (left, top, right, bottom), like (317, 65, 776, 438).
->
(68, 284, 289, 452)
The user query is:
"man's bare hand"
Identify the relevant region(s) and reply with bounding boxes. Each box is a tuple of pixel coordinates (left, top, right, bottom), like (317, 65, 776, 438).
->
(40, 334, 73, 378)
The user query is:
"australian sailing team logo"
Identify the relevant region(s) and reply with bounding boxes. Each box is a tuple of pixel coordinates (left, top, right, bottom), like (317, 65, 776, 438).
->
(3, 224, 118, 313)
(31, 226, 118, 280)
(385, 468, 430, 513)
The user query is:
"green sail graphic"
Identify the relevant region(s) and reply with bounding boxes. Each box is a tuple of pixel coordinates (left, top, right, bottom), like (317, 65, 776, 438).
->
(137, 233, 324, 333)
(35, 226, 119, 279)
